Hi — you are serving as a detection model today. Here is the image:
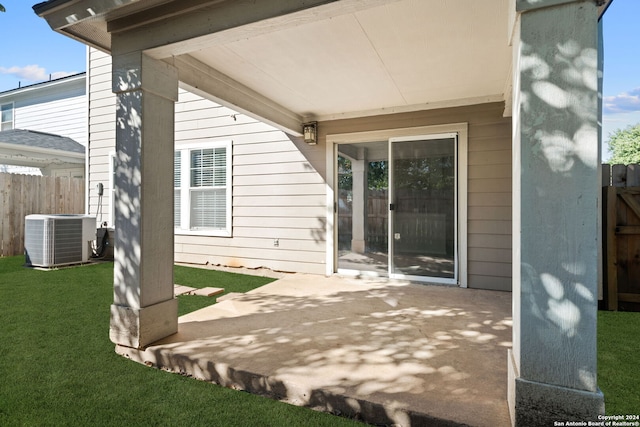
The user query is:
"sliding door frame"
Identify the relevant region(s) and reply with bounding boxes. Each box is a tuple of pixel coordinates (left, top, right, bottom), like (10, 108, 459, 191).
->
(326, 123, 468, 287)
(388, 133, 458, 284)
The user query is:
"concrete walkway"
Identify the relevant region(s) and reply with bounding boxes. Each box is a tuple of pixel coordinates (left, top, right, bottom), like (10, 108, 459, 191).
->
(116, 274, 513, 426)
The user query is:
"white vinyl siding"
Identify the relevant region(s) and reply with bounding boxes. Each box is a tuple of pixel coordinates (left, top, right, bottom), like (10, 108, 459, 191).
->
(171, 86, 328, 273)
(175, 143, 231, 236)
(88, 50, 327, 274)
(172, 92, 327, 273)
(88, 49, 116, 225)
(13, 93, 86, 145)
(0, 76, 87, 145)
(1, 103, 13, 130)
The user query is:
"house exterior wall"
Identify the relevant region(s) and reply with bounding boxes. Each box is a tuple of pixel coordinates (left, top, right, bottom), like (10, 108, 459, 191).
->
(173, 91, 327, 274)
(3, 76, 87, 146)
(319, 103, 513, 291)
(89, 49, 512, 286)
(87, 49, 116, 221)
(88, 49, 327, 274)
(0, 74, 87, 176)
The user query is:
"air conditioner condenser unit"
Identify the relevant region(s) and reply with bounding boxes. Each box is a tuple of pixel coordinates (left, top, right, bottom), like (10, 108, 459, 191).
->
(25, 214, 96, 268)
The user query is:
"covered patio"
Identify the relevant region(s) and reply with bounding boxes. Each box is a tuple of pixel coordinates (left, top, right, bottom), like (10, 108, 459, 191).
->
(34, 0, 610, 425)
(118, 273, 512, 426)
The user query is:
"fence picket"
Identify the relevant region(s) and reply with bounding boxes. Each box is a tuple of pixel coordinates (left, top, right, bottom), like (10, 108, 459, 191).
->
(612, 164, 628, 187)
(0, 173, 84, 257)
(627, 164, 640, 186)
(602, 163, 611, 187)
(602, 164, 640, 311)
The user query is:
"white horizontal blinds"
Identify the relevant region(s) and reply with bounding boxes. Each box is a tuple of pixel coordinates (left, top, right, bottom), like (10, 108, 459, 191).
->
(189, 147, 227, 230)
(174, 151, 181, 228)
(1, 103, 13, 130)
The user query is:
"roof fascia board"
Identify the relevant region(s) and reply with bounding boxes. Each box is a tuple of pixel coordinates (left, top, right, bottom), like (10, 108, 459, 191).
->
(112, 0, 339, 57)
(0, 153, 48, 167)
(173, 55, 303, 136)
(34, 0, 138, 30)
(107, 0, 226, 34)
(113, 0, 401, 58)
(516, 0, 610, 18)
(0, 73, 86, 99)
(0, 141, 85, 158)
(597, 0, 613, 19)
(0, 154, 79, 167)
(0, 142, 85, 165)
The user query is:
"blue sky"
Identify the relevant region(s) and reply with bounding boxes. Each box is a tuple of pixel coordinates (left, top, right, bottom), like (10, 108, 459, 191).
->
(0, 0, 638, 158)
(600, 0, 640, 153)
(0, 0, 85, 88)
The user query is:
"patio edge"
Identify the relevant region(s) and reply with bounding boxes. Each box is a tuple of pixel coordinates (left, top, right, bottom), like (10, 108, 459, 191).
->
(114, 344, 472, 427)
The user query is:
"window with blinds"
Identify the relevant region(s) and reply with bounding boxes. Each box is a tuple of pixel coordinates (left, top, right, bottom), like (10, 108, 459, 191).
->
(1, 103, 13, 131)
(190, 147, 226, 229)
(174, 142, 231, 236)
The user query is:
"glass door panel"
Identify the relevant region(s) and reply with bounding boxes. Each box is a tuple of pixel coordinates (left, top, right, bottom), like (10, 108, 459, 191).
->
(390, 136, 456, 281)
(336, 142, 388, 275)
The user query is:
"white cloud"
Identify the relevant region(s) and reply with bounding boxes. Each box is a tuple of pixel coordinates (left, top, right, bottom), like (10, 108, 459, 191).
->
(604, 88, 640, 114)
(0, 65, 77, 82)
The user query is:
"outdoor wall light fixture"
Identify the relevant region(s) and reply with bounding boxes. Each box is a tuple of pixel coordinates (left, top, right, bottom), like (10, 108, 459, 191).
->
(303, 122, 317, 145)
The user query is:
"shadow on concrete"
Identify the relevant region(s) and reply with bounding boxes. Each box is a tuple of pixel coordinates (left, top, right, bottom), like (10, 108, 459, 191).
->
(117, 274, 512, 426)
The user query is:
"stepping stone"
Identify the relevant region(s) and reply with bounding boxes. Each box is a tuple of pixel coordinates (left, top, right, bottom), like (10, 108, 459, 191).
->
(174, 284, 197, 295)
(192, 287, 225, 297)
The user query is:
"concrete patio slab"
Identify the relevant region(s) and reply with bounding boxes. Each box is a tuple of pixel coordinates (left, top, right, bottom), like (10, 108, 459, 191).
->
(216, 292, 244, 301)
(118, 274, 512, 426)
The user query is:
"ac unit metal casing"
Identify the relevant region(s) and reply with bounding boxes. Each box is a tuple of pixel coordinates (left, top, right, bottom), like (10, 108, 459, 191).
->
(25, 214, 96, 267)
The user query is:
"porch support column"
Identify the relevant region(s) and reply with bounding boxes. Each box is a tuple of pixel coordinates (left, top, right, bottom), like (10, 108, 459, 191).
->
(351, 152, 367, 253)
(109, 51, 179, 349)
(509, 0, 604, 425)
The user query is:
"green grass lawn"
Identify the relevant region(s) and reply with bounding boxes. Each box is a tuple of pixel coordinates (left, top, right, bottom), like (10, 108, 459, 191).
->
(174, 264, 275, 316)
(598, 310, 640, 415)
(1, 255, 638, 424)
(0, 256, 361, 427)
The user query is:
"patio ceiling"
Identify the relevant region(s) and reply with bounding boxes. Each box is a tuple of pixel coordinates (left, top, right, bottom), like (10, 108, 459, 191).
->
(185, 0, 512, 122)
(36, 0, 515, 133)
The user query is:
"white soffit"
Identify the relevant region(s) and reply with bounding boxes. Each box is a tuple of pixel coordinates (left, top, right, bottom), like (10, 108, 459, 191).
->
(189, 0, 511, 121)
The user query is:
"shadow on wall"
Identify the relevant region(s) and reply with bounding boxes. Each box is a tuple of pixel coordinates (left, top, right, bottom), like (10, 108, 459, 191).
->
(518, 3, 599, 394)
(113, 70, 144, 310)
(111, 64, 175, 316)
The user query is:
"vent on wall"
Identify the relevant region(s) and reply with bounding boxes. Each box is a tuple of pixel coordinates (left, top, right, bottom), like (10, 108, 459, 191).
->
(25, 215, 96, 268)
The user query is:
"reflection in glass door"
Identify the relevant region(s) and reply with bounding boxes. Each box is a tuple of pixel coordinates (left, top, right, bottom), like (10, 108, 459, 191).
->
(337, 141, 388, 275)
(389, 135, 456, 283)
(336, 134, 457, 284)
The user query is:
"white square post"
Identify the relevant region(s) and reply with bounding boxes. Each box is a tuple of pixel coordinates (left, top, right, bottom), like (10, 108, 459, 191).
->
(109, 51, 179, 349)
(509, 0, 605, 424)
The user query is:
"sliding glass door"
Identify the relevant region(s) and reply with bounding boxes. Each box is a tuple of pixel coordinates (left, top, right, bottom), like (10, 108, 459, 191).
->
(336, 134, 457, 284)
(389, 135, 456, 282)
(337, 141, 389, 275)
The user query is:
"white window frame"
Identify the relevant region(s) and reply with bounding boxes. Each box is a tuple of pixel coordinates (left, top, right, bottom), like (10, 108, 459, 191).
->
(175, 141, 232, 237)
(1, 102, 14, 131)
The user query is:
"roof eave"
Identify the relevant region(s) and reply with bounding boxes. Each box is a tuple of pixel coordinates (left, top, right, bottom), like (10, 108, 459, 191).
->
(33, 0, 145, 53)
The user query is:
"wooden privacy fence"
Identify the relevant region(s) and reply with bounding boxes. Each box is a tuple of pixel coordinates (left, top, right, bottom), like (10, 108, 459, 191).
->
(337, 188, 453, 255)
(602, 164, 640, 311)
(0, 173, 85, 257)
